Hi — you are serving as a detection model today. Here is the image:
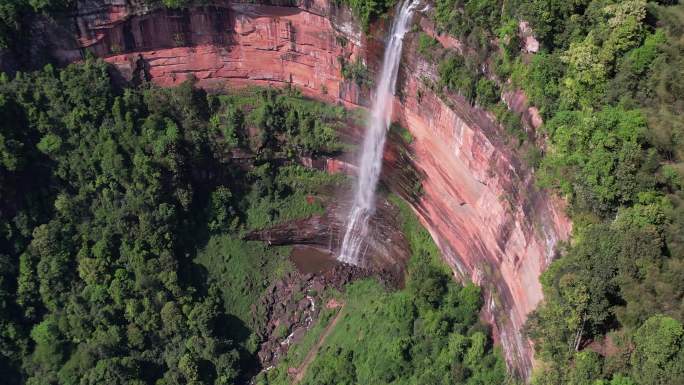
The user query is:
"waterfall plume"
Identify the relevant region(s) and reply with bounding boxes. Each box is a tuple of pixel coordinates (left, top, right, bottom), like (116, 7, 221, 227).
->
(338, 0, 419, 265)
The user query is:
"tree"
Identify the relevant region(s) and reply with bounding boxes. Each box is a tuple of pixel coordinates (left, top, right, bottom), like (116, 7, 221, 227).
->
(568, 351, 603, 385)
(631, 315, 684, 385)
(408, 263, 447, 307)
(539, 107, 648, 215)
(560, 34, 608, 110)
(29, 315, 65, 378)
(208, 186, 235, 232)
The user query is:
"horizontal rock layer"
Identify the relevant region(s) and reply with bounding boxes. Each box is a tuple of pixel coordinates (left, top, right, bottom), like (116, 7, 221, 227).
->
(36, 0, 572, 378)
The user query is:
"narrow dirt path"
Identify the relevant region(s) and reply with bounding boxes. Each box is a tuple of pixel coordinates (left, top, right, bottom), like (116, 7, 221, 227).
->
(291, 300, 345, 384)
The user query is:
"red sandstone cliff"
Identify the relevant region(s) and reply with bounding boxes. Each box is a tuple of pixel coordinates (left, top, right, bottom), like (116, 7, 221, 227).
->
(392, 41, 572, 376)
(33, 0, 571, 378)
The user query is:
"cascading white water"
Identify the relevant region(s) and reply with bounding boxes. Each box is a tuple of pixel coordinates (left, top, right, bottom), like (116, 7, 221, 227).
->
(338, 0, 419, 265)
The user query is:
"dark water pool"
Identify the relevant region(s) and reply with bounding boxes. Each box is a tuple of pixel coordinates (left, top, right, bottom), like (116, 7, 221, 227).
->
(289, 245, 339, 274)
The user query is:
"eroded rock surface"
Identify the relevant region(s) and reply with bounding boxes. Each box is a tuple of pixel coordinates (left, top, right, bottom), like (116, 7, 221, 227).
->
(32, 1, 366, 105)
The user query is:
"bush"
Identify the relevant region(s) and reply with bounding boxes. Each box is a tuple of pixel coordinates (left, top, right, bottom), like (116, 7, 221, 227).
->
(417, 33, 439, 60)
(340, 57, 372, 87)
(338, 0, 396, 31)
(438, 55, 477, 102)
(475, 78, 499, 107)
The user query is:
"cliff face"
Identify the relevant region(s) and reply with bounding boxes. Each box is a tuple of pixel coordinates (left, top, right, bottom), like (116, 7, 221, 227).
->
(36, 0, 365, 104)
(392, 44, 572, 375)
(35, 0, 571, 378)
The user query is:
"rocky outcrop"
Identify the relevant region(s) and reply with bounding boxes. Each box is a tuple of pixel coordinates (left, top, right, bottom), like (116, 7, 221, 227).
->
(243, 197, 411, 277)
(255, 267, 366, 369)
(29, 0, 572, 378)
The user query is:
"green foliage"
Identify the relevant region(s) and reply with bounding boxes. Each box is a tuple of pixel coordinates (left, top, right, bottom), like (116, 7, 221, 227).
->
(435, 51, 523, 146)
(160, 0, 191, 8)
(416, 33, 439, 60)
(430, 0, 524, 83)
(527, 193, 683, 382)
(438, 54, 478, 102)
(513, 53, 565, 119)
(195, 235, 292, 324)
(485, 2, 684, 383)
(433, 0, 502, 42)
(0, 0, 74, 49)
(0, 60, 349, 384)
(4, 1, 683, 384)
(207, 186, 236, 232)
(243, 164, 342, 230)
(390, 122, 414, 144)
(389, 195, 444, 270)
(222, 87, 346, 157)
(437, 51, 504, 110)
(494, 19, 522, 77)
(337, 0, 397, 30)
(491, 103, 525, 145)
(630, 315, 684, 385)
(340, 57, 372, 87)
(514, 0, 590, 50)
(594, 375, 637, 385)
(475, 77, 499, 107)
(538, 107, 649, 215)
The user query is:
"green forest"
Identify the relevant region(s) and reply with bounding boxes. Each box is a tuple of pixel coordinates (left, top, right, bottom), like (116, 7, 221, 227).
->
(520, 2, 684, 385)
(0, 59, 351, 384)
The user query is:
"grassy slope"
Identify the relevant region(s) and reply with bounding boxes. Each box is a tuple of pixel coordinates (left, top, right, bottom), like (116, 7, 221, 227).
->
(195, 235, 293, 324)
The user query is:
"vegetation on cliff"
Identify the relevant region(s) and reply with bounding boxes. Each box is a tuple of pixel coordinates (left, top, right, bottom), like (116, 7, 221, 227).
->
(422, 0, 684, 384)
(521, 3, 684, 384)
(0, 0, 72, 49)
(0, 0, 394, 52)
(335, 0, 397, 30)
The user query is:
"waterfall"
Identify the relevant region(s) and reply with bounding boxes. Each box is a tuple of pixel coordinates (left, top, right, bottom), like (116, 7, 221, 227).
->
(338, 0, 419, 265)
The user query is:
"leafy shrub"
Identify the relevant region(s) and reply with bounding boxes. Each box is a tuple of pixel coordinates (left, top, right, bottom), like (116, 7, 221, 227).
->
(340, 57, 372, 87)
(417, 33, 439, 60)
(337, 0, 396, 30)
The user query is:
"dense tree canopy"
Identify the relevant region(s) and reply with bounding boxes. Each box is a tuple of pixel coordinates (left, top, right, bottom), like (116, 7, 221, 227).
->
(3, 0, 684, 384)
(0, 55, 504, 384)
(0, 59, 353, 384)
(512, 1, 684, 384)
